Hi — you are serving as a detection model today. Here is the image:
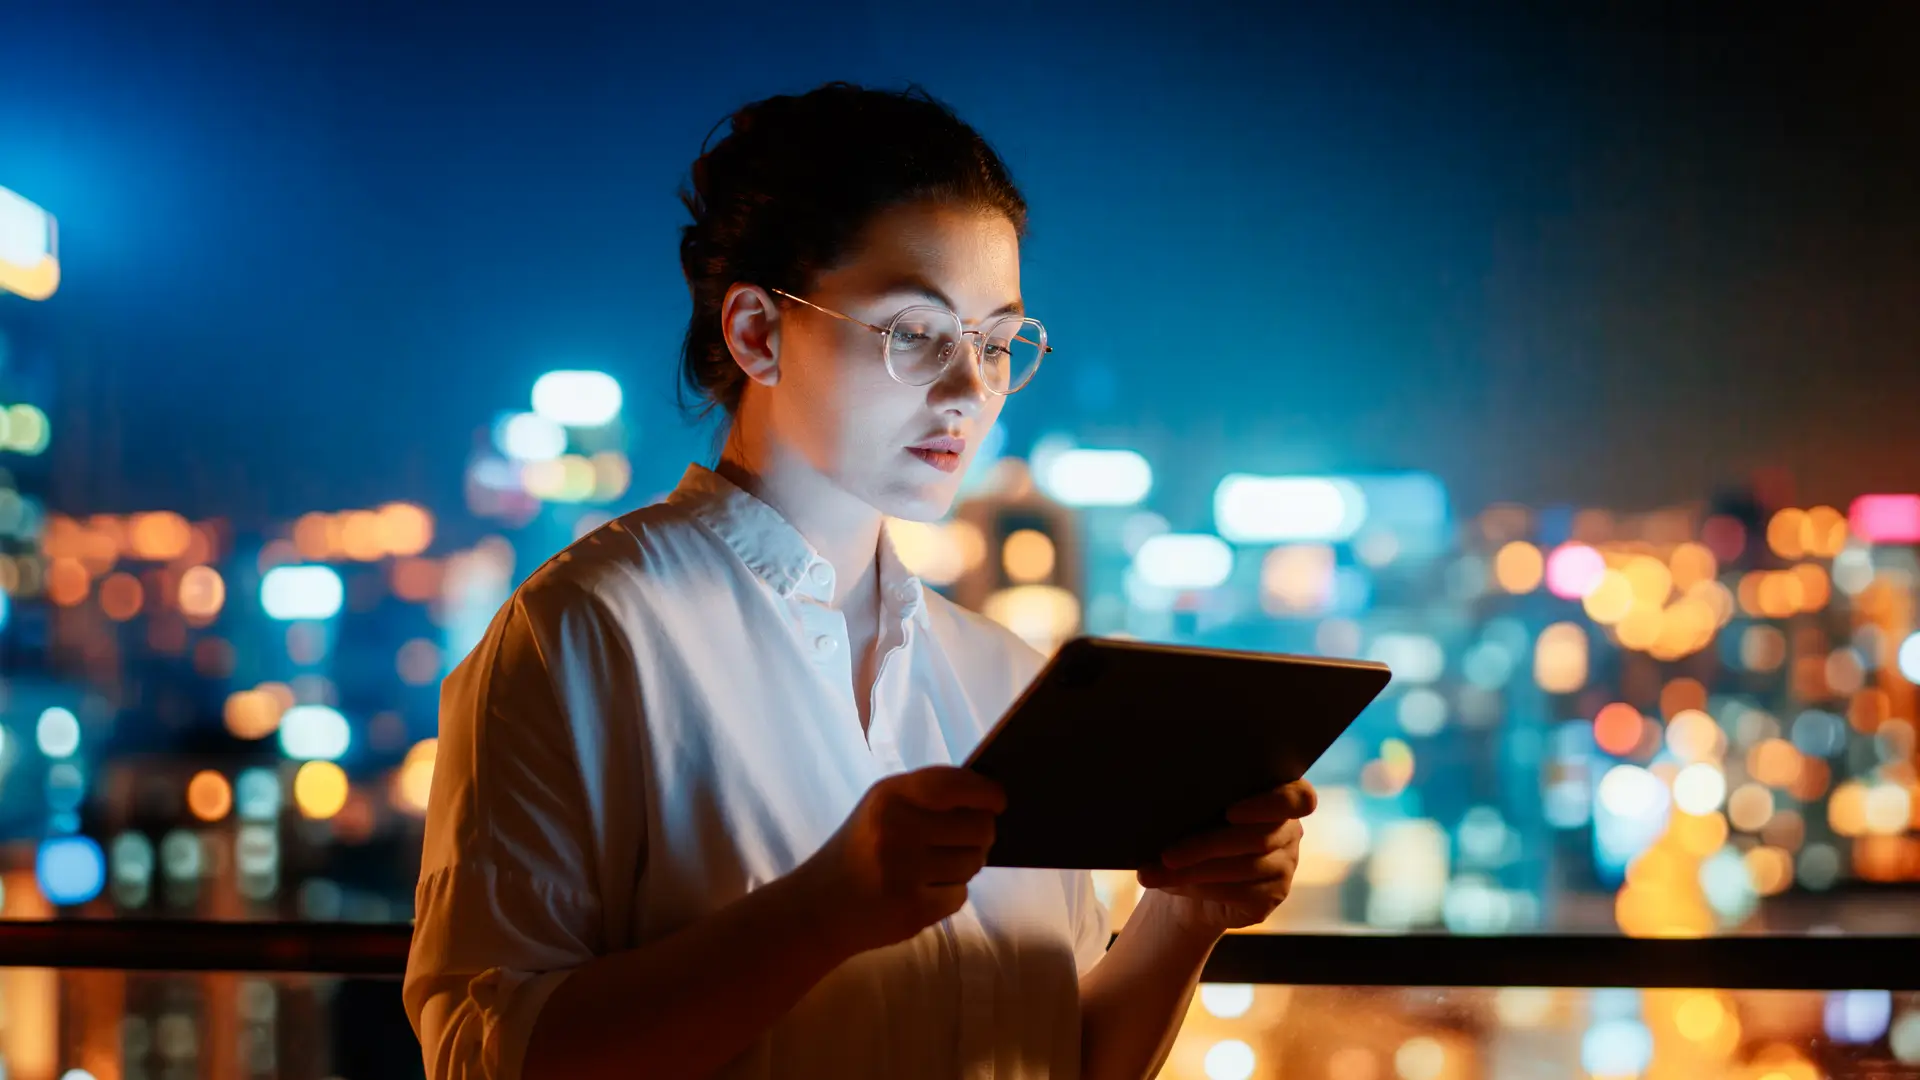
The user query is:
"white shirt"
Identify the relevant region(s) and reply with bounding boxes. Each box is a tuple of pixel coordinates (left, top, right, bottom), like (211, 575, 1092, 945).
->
(405, 464, 1111, 1080)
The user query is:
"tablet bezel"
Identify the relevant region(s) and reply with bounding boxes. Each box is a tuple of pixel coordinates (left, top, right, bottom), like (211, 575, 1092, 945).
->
(963, 636, 1391, 869)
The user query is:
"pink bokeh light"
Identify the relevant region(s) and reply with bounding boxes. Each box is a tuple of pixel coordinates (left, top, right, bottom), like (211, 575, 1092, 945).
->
(1849, 494, 1920, 545)
(1545, 542, 1607, 600)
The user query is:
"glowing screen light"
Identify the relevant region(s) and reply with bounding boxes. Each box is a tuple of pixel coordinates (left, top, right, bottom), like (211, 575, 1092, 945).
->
(37, 835, 106, 906)
(494, 412, 567, 462)
(0, 185, 60, 300)
(1213, 475, 1367, 544)
(1133, 533, 1233, 590)
(1039, 448, 1152, 507)
(1849, 494, 1920, 545)
(1544, 542, 1607, 599)
(278, 705, 352, 761)
(261, 565, 344, 621)
(532, 370, 623, 427)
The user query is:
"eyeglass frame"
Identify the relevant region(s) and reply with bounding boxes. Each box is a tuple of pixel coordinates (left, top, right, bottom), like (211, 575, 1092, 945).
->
(768, 287, 1053, 396)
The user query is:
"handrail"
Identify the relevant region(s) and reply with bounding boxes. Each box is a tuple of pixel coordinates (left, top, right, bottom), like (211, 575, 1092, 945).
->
(0, 921, 1912, 988)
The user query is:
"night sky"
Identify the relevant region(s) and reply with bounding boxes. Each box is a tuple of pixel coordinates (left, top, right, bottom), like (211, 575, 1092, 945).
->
(5, 3, 1918, 531)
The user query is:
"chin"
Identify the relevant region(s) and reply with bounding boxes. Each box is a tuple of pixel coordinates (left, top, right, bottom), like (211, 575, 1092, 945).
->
(866, 476, 962, 523)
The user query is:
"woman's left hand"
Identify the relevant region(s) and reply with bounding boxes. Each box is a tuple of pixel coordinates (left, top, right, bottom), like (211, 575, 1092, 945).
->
(1137, 779, 1317, 936)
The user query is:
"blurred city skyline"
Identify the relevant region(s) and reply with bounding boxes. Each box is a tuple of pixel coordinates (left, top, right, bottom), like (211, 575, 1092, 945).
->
(5, 3, 1920, 528)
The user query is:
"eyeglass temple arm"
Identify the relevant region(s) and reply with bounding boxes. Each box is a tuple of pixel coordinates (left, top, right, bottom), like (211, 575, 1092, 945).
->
(768, 288, 889, 335)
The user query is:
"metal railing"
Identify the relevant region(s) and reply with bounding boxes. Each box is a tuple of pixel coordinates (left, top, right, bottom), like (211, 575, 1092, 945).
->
(0, 921, 1912, 989)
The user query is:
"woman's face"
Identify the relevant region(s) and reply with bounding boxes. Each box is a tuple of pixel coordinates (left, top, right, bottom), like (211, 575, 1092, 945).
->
(755, 200, 1022, 522)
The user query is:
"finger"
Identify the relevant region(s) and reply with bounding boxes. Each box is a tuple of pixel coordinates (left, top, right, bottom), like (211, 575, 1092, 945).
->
(1225, 780, 1318, 824)
(1152, 877, 1294, 906)
(922, 846, 989, 886)
(1142, 848, 1295, 888)
(897, 766, 1008, 814)
(919, 808, 998, 849)
(1160, 823, 1285, 870)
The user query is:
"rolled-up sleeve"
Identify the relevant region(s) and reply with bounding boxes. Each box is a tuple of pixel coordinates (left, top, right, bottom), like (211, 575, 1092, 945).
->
(404, 583, 644, 1080)
(1066, 870, 1112, 976)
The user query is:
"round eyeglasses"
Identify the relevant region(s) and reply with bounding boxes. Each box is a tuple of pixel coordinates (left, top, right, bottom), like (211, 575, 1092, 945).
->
(771, 288, 1052, 396)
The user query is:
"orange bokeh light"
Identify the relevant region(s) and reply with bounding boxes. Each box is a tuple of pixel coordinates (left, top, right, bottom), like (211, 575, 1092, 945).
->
(98, 571, 145, 621)
(1789, 563, 1830, 612)
(1594, 703, 1644, 757)
(340, 510, 386, 561)
(294, 512, 336, 561)
(129, 511, 193, 561)
(1659, 678, 1708, 720)
(1494, 541, 1545, 594)
(1766, 509, 1807, 559)
(378, 502, 435, 557)
(186, 770, 233, 822)
(1748, 738, 1804, 788)
(177, 565, 226, 621)
(47, 557, 90, 606)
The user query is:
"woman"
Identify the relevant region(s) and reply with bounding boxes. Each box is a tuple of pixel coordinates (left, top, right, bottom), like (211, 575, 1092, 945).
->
(403, 82, 1315, 1080)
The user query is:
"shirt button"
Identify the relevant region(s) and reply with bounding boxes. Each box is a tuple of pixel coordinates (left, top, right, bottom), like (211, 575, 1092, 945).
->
(810, 563, 832, 586)
(814, 634, 838, 657)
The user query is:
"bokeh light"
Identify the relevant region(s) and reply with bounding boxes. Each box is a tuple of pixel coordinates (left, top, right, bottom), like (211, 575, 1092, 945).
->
(1534, 622, 1588, 693)
(393, 738, 438, 816)
(1544, 543, 1606, 600)
(186, 770, 233, 822)
(261, 564, 345, 621)
(1593, 703, 1644, 757)
(177, 565, 226, 620)
(38, 836, 107, 906)
(294, 760, 350, 820)
(1493, 541, 1543, 593)
(279, 705, 351, 761)
(531, 370, 623, 427)
(1133, 533, 1232, 590)
(1202, 1039, 1256, 1080)
(1213, 474, 1366, 544)
(36, 706, 81, 758)
(1040, 448, 1152, 507)
(224, 688, 286, 740)
(98, 571, 143, 621)
(1001, 529, 1056, 584)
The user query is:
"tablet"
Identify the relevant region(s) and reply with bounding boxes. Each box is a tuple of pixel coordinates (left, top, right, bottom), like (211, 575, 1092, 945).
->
(963, 636, 1392, 869)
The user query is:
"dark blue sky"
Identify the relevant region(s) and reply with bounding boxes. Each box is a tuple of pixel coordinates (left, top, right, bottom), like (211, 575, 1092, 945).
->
(5, 3, 1918, 529)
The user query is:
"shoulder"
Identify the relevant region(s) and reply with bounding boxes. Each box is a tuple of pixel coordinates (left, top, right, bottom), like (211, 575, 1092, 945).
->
(443, 501, 724, 690)
(919, 589, 1049, 701)
(509, 500, 721, 631)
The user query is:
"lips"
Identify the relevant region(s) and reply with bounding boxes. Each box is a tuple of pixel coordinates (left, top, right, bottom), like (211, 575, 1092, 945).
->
(907, 434, 966, 474)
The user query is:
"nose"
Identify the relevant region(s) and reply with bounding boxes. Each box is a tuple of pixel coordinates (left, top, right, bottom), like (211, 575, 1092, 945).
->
(926, 336, 990, 417)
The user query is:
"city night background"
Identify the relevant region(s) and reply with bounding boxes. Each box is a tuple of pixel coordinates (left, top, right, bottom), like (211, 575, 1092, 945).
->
(2, 4, 1919, 1079)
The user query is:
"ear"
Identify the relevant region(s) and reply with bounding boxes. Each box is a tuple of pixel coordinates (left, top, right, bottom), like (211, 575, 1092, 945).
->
(721, 283, 782, 388)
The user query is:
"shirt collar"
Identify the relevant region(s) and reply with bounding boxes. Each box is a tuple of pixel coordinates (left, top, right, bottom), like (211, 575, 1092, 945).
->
(669, 464, 930, 630)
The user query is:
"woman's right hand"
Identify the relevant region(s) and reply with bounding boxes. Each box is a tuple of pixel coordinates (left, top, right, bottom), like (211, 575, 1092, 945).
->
(799, 765, 1007, 955)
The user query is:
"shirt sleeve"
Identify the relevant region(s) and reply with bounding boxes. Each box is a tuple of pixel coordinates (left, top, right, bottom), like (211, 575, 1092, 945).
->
(1066, 869, 1112, 976)
(403, 583, 645, 1080)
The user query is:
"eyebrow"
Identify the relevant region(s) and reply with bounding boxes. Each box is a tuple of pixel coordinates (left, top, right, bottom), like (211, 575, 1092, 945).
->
(875, 274, 1025, 321)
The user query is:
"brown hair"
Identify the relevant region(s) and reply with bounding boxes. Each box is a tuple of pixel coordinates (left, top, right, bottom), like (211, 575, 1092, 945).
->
(677, 82, 1028, 416)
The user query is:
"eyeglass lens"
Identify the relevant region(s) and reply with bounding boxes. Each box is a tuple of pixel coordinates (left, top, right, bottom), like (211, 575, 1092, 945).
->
(883, 306, 1046, 394)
